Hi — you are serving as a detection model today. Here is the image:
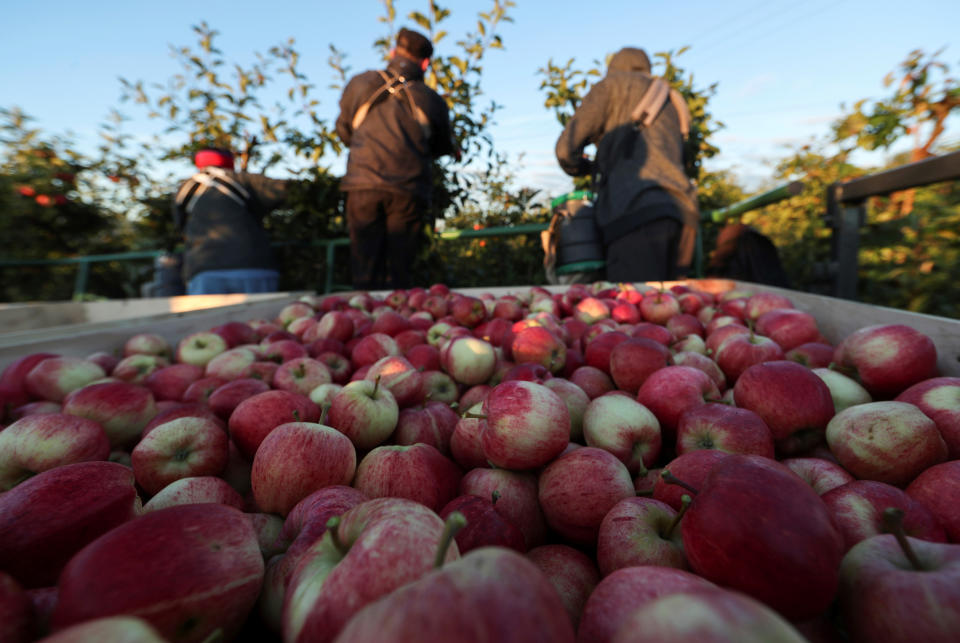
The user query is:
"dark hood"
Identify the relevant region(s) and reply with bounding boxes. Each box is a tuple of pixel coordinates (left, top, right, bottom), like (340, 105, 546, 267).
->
(607, 47, 651, 74)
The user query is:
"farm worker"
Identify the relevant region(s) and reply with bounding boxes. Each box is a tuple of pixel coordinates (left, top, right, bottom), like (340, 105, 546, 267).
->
(172, 147, 291, 295)
(335, 27, 459, 290)
(555, 47, 699, 283)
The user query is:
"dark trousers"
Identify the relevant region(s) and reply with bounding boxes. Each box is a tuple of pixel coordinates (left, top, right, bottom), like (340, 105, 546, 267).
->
(345, 189, 425, 290)
(604, 217, 682, 283)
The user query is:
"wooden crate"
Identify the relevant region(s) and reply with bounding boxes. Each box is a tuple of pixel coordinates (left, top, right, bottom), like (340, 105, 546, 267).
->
(1, 282, 957, 377)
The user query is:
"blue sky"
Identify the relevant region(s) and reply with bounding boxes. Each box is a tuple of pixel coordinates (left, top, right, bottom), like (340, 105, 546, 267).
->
(2, 0, 957, 197)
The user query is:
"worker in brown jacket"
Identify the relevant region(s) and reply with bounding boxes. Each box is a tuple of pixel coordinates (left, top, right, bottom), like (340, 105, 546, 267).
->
(335, 28, 457, 290)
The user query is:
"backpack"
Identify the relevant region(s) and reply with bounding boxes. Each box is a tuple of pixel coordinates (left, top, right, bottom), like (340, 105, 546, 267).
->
(352, 70, 432, 139)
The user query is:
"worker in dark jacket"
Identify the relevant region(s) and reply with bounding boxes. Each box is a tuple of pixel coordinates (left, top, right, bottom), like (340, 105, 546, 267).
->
(172, 148, 290, 295)
(336, 28, 457, 290)
(556, 47, 699, 283)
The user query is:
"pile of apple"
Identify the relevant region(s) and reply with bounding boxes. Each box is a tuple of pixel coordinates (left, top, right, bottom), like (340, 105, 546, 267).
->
(1, 280, 959, 643)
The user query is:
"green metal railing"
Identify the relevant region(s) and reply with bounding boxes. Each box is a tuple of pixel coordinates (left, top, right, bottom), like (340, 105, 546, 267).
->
(0, 185, 803, 299)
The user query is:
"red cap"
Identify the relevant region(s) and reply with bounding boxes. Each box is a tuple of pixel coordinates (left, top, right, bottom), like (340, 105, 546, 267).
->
(194, 149, 235, 169)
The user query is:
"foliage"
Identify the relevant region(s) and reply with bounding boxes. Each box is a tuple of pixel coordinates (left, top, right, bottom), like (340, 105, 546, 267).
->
(0, 108, 146, 301)
(739, 48, 960, 319)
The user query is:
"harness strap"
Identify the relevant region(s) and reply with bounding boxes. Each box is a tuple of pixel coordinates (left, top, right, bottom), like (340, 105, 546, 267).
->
(174, 168, 251, 229)
(352, 70, 432, 139)
(629, 76, 692, 139)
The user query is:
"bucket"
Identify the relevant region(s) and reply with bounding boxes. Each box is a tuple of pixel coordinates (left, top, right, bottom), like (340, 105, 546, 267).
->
(551, 191, 605, 277)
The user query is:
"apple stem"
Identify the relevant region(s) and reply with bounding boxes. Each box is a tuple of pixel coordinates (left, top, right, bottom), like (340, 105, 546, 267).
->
(435, 511, 468, 568)
(372, 375, 382, 397)
(199, 628, 225, 643)
(463, 412, 487, 420)
(660, 470, 699, 496)
(491, 490, 501, 505)
(632, 442, 648, 477)
(326, 516, 346, 556)
(665, 494, 692, 539)
(881, 507, 924, 571)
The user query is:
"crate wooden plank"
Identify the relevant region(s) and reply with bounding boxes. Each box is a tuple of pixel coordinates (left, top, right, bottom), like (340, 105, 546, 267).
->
(0, 293, 309, 370)
(0, 292, 306, 334)
(1, 282, 957, 377)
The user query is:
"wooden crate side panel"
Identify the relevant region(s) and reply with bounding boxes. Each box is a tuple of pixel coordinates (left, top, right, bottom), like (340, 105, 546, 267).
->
(0, 296, 304, 371)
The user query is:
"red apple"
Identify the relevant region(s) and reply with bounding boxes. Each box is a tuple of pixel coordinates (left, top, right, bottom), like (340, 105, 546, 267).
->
(0, 413, 110, 490)
(653, 449, 731, 511)
(713, 331, 786, 383)
(440, 335, 497, 387)
(896, 377, 960, 458)
(111, 353, 169, 384)
(733, 360, 835, 455)
(569, 365, 615, 399)
(785, 341, 836, 368)
(326, 379, 399, 451)
(203, 347, 258, 381)
(596, 496, 686, 576)
(781, 456, 855, 495)
(609, 587, 808, 642)
(180, 376, 228, 404)
(281, 497, 459, 643)
(252, 421, 357, 516)
(838, 527, 960, 643)
(826, 401, 948, 487)
(143, 363, 204, 401)
(678, 454, 844, 621)
(142, 475, 244, 512)
(207, 377, 271, 420)
(332, 547, 575, 643)
(906, 460, 960, 542)
(755, 308, 821, 352)
(352, 443, 462, 512)
(0, 461, 141, 588)
(636, 365, 721, 441)
(639, 290, 680, 324)
(583, 330, 629, 375)
(813, 367, 873, 413)
(272, 357, 333, 397)
(608, 338, 671, 395)
(511, 326, 567, 374)
(259, 486, 367, 631)
(481, 380, 569, 471)
(676, 403, 774, 458)
(61, 380, 158, 449)
(51, 504, 263, 643)
(526, 544, 599, 631)
(25, 357, 106, 402)
(538, 447, 635, 545)
(833, 324, 939, 398)
(577, 566, 715, 643)
(123, 333, 169, 358)
(365, 355, 424, 407)
(210, 321, 260, 348)
(0, 352, 59, 416)
(0, 571, 33, 643)
(439, 494, 525, 553)
(823, 479, 947, 552)
(131, 415, 228, 496)
(582, 394, 661, 475)
(175, 331, 228, 367)
(228, 390, 320, 460)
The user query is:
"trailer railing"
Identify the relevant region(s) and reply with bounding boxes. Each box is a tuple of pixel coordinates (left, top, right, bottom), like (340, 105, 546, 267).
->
(0, 187, 806, 299)
(826, 149, 960, 300)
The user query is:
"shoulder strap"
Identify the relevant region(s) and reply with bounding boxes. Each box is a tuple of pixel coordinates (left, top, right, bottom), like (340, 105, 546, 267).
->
(174, 168, 251, 219)
(668, 88, 692, 139)
(629, 77, 692, 140)
(630, 76, 671, 130)
(351, 70, 432, 139)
